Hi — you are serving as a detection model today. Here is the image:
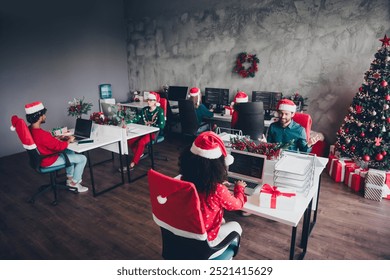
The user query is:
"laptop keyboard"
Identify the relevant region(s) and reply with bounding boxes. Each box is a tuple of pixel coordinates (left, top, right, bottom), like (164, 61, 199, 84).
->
(227, 176, 258, 189)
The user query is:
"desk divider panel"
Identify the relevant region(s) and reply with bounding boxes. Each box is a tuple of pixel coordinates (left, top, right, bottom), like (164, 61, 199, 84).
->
(97, 124, 128, 155)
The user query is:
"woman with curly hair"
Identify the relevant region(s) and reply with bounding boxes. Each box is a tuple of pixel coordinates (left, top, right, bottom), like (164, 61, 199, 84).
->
(178, 131, 247, 245)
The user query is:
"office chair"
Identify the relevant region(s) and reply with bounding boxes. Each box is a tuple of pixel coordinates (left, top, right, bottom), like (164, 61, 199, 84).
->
(147, 169, 241, 260)
(148, 97, 168, 161)
(292, 112, 312, 142)
(232, 102, 265, 141)
(10, 115, 78, 205)
(178, 99, 209, 142)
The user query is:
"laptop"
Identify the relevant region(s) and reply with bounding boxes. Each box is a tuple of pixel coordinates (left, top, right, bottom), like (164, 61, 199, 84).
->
(226, 149, 266, 195)
(101, 102, 117, 120)
(73, 118, 92, 141)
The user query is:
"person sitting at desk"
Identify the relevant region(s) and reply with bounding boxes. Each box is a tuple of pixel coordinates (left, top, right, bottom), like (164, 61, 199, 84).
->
(125, 92, 165, 170)
(25, 101, 88, 193)
(266, 99, 320, 152)
(188, 87, 213, 133)
(178, 131, 247, 245)
(230, 91, 248, 128)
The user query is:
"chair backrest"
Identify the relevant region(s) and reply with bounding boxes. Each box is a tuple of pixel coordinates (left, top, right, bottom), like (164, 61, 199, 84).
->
(159, 97, 168, 120)
(178, 99, 200, 136)
(292, 112, 312, 142)
(148, 169, 211, 259)
(10, 115, 42, 171)
(232, 102, 265, 141)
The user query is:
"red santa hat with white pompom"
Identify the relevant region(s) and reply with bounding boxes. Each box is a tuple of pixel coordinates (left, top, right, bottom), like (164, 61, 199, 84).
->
(190, 131, 234, 166)
(276, 99, 297, 112)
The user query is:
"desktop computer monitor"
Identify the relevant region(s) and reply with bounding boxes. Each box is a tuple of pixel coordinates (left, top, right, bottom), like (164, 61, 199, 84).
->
(252, 91, 283, 119)
(167, 86, 188, 102)
(204, 88, 230, 113)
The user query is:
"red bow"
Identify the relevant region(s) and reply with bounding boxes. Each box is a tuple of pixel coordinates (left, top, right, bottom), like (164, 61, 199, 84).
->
(260, 184, 296, 208)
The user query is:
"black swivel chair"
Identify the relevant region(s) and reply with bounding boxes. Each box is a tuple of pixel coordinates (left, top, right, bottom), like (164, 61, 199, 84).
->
(178, 100, 209, 141)
(232, 102, 265, 141)
(10, 115, 78, 205)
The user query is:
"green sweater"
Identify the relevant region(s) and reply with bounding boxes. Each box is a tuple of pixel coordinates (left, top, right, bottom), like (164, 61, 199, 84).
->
(129, 106, 165, 130)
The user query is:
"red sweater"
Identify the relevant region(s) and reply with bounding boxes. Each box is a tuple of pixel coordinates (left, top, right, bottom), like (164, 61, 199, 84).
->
(30, 128, 68, 167)
(198, 183, 247, 241)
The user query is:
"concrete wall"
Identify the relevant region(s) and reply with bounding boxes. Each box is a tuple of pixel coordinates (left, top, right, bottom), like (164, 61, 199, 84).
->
(124, 0, 390, 143)
(1, 0, 129, 157)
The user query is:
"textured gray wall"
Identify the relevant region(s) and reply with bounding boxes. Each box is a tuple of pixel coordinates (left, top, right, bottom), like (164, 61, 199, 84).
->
(124, 0, 390, 144)
(1, 0, 129, 157)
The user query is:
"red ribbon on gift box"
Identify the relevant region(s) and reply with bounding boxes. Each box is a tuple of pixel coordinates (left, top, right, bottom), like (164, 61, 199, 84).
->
(260, 184, 296, 208)
(224, 106, 234, 115)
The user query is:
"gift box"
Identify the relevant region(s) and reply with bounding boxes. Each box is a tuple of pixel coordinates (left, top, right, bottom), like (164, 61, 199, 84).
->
(328, 157, 355, 183)
(51, 126, 68, 136)
(343, 164, 359, 187)
(259, 184, 296, 210)
(326, 154, 338, 175)
(224, 106, 234, 116)
(351, 169, 367, 192)
(383, 173, 390, 200)
(364, 169, 386, 201)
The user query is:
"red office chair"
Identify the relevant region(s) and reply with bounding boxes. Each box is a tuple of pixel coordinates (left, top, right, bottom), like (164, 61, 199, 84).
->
(147, 169, 241, 260)
(148, 97, 168, 161)
(292, 112, 312, 142)
(10, 115, 77, 205)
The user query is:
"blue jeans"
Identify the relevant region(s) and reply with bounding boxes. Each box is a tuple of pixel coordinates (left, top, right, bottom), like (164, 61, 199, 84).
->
(49, 149, 87, 183)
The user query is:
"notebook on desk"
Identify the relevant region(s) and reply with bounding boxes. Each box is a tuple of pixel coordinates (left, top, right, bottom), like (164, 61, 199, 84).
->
(226, 149, 266, 196)
(73, 119, 92, 141)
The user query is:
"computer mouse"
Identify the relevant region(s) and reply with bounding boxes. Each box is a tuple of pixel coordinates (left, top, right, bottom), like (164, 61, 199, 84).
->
(220, 113, 224, 116)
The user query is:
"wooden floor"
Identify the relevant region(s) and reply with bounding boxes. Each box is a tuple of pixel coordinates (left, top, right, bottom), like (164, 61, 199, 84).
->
(1, 134, 390, 260)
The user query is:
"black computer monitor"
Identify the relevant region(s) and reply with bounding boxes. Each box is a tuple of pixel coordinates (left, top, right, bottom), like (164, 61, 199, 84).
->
(167, 86, 188, 101)
(252, 91, 283, 119)
(204, 88, 230, 113)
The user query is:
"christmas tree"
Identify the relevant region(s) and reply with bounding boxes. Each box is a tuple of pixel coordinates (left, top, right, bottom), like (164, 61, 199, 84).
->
(335, 35, 390, 170)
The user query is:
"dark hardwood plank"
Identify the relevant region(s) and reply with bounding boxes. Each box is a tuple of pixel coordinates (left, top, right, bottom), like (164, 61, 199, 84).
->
(1, 134, 389, 260)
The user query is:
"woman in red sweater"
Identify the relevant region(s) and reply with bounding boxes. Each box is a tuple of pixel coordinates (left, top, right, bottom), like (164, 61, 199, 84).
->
(25, 101, 88, 193)
(178, 131, 247, 246)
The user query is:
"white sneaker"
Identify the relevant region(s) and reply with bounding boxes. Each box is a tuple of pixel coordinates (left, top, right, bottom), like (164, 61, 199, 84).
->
(75, 183, 88, 193)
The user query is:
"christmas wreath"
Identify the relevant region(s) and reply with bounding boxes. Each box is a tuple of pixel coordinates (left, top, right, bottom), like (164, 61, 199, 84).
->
(233, 52, 260, 78)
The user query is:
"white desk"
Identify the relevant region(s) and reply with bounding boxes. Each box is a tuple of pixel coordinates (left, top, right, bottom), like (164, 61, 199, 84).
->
(121, 101, 148, 109)
(68, 126, 124, 197)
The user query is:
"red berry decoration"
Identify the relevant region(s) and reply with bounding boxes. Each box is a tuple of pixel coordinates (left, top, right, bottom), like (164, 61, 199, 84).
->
(382, 151, 387, 156)
(341, 145, 346, 151)
(363, 155, 370, 162)
(386, 95, 390, 101)
(376, 153, 384, 161)
(360, 132, 365, 137)
(351, 146, 356, 152)
(381, 80, 388, 87)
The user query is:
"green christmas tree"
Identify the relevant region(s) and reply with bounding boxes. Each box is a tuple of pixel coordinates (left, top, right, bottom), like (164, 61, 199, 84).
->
(335, 35, 390, 170)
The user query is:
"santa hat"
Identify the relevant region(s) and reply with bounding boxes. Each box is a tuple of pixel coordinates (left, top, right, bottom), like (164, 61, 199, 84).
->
(233, 91, 248, 103)
(189, 87, 201, 106)
(276, 99, 296, 112)
(148, 92, 161, 107)
(10, 115, 37, 150)
(25, 101, 45, 115)
(190, 131, 234, 166)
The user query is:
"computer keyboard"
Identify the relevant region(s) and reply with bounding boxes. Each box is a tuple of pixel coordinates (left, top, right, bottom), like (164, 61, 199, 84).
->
(227, 176, 258, 189)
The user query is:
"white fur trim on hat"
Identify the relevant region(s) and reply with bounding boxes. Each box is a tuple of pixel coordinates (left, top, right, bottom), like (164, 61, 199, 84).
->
(190, 142, 222, 159)
(25, 101, 44, 115)
(234, 91, 248, 103)
(277, 99, 296, 112)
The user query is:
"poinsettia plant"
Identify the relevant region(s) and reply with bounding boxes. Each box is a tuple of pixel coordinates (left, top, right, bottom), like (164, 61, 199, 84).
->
(67, 97, 93, 118)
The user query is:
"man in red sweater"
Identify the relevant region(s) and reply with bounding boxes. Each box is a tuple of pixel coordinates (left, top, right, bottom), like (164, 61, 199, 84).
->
(25, 101, 88, 193)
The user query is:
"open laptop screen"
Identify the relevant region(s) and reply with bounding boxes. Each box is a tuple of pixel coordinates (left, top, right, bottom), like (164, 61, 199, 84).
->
(74, 118, 92, 139)
(228, 149, 266, 182)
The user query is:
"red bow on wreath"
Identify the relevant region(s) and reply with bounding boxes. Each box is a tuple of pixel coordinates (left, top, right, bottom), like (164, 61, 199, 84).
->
(233, 52, 260, 78)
